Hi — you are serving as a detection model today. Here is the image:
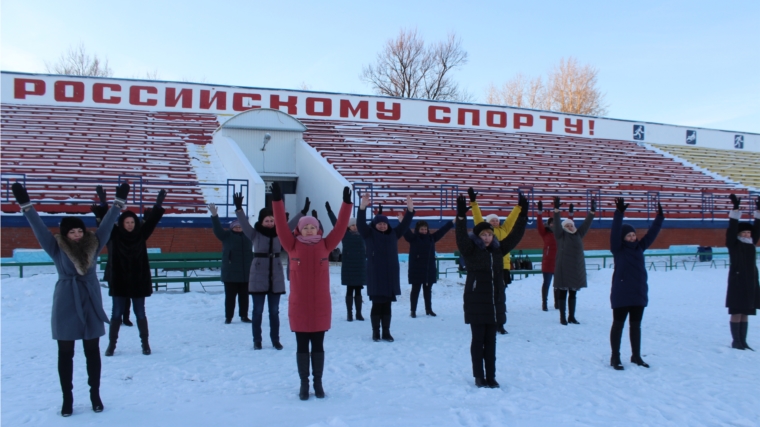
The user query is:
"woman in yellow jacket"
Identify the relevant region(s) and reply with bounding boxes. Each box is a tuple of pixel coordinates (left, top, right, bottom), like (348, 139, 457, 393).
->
(468, 187, 523, 335)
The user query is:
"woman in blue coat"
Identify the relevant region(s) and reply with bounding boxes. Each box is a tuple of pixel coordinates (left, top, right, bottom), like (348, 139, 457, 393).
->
(325, 201, 366, 321)
(609, 197, 664, 370)
(403, 219, 454, 318)
(13, 182, 128, 417)
(356, 193, 414, 342)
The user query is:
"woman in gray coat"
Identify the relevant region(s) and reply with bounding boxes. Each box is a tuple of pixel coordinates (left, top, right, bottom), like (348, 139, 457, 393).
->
(210, 203, 253, 324)
(12, 182, 128, 417)
(234, 192, 303, 350)
(552, 196, 595, 325)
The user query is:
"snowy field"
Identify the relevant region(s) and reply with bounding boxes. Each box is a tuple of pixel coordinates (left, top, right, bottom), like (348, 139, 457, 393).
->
(2, 263, 759, 427)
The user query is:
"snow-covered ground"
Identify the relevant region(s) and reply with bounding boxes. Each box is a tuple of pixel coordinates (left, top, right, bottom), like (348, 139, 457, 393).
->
(2, 263, 759, 427)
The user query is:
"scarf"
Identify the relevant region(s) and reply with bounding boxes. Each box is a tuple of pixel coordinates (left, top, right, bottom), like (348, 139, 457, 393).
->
(254, 222, 277, 238)
(738, 236, 753, 244)
(468, 233, 500, 251)
(296, 235, 322, 245)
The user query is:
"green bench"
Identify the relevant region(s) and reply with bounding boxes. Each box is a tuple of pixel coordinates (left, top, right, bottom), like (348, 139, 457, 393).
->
(0, 261, 55, 278)
(99, 253, 223, 292)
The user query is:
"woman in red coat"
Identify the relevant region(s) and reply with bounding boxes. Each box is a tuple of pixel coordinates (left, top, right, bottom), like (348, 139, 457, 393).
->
(536, 200, 557, 311)
(271, 183, 352, 401)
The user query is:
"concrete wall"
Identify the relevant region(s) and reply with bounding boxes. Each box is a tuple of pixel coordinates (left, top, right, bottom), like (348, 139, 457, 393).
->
(210, 134, 266, 217)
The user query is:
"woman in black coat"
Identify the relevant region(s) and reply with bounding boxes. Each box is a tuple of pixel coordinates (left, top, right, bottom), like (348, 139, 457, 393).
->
(209, 203, 253, 324)
(403, 219, 454, 318)
(455, 194, 527, 389)
(326, 201, 366, 322)
(103, 190, 166, 357)
(356, 194, 414, 342)
(608, 198, 664, 370)
(726, 194, 760, 350)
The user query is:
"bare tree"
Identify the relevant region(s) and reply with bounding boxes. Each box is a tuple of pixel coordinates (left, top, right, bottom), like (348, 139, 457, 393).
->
(45, 44, 113, 77)
(361, 28, 469, 101)
(487, 57, 607, 116)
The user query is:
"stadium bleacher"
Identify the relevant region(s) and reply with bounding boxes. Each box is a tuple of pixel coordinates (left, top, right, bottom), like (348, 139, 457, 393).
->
(652, 143, 760, 189)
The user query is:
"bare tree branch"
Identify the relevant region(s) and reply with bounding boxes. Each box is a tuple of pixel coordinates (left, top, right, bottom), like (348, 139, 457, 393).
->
(361, 28, 469, 101)
(44, 43, 113, 77)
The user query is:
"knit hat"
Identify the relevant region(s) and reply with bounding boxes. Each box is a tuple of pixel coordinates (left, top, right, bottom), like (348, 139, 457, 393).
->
(738, 222, 753, 233)
(473, 222, 494, 237)
(562, 218, 575, 229)
(347, 218, 357, 228)
(372, 214, 389, 226)
(118, 210, 138, 227)
(257, 207, 273, 223)
(484, 214, 499, 223)
(415, 220, 429, 232)
(297, 216, 320, 232)
(621, 224, 636, 239)
(229, 219, 241, 229)
(60, 217, 86, 236)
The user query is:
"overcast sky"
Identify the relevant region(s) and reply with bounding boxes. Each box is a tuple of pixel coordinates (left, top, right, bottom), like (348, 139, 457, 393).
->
(2, 0, 758, 133)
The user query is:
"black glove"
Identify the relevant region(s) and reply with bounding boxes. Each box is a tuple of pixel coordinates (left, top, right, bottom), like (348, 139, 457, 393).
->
(233, 192, 244, 210)
(615, 197, 629, 212)
(729, 194, 740, 210)
(90, 204, 108, 223)
(155, 189, 167, 207)
(311, 209, 318, 219)
(271, 182, 282, 202)
(343, 186, 352, 204)
(537, 200, 543, 211)
(11, 182, 31, 208)
(467, 187, 478, 203)
(456, 195, 469, 218)
(301, 197, 310, 215)
(324, 201, 332, 213)
(96, 185, 107, 205)
(114, 183, 130, 206)
(568, 203, 574, 214)
(657, 202, 664, 217)
(377, 204, 383, 215)
(590, 199, 596, 212)
(553, 196, 561, 210)
(518, 192, 528, 213)
(755, 196, 760, 211)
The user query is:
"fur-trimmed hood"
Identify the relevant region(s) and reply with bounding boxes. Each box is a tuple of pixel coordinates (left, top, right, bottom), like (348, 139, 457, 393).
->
(54, 231, 99, 275)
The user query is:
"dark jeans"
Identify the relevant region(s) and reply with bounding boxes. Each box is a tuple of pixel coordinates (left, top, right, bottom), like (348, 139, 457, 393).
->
(502, 270, 511, 325)
(410, 283, 433, 313)
(252, 293, 281, 344)
(370, 301, 392, 316)
(111, 297, 146, 321)
(224, 282, 250, 320)
(295, 331, 326, 354)
(345, 286, 362, 298)
(57, 338, 101, 393)
(470, 324, 497, 379)
(541, 273, 554, 301)
(610, 306, 646, 357)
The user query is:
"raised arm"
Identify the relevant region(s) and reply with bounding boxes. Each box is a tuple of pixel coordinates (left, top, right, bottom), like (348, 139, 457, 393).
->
(753, 197, 760, 245)
(95, 183, 129, 251)
(432, 220, 454, 242)
(577, 211, 595, 239)
(536, 208, 547, 237)
(497, 205, 521, 234)
(140, 189, 166, 240)
(455, 195, 476, 256)
(288, 212, 304, 231)
(394, 199, 415, 239)
(726, 194, 741, 249)
(552, 209, 563, 240)
(324, 188, 353, 250)
(610, 209, 624, 254)
(325, 201, 338, 227)
(639, 204, 664, 251)
(500, 195, 529, 255)
(210, 213, 230, 241)
(355, 193, 372, 238)
(271, 184, 296, 252)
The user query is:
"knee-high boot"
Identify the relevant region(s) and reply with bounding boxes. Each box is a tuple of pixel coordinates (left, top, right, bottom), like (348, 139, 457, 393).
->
(541, 285, 549, 311)
(105, 319, 121, 356)
(345, 294, 353, 322)
(381, 314, 394, 342)
(371, 315, 381, 342)
(297, 353, 310, 400)
(567, 291, 579, 324)
(311, 352, 325, 398)
(57, 343, 74, 417)
(83, 339, 104, 412)
(423, 284, 435, 316)
(610, 321, 624, 370)
(731, 322, 745, 350)
(137, 318, 151, 355)
(740, 322, 753, 351)
(354, 295, 364, 321)
(558, 290, 567, 325)
(629, 322, 649, 367)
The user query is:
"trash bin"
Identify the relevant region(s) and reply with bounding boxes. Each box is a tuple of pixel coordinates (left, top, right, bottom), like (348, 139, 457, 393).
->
(697, 246, 712, 262)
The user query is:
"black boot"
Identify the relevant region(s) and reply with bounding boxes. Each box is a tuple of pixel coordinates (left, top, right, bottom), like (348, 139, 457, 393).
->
(297, 353, 310, 400)
(122, 299, 133, 326)
(558, 291, 568, 325)
(486, 378, 500, 388)
(137, 318, 151, 355)
(411, 311, 416, 318)
(497, 324, 508, 334)
(610, 320, 624, 370)
(731, 322, 745, 350)
(423, 284, 435, 316)
(83, 340, 104, 413)
(740, 322, 753, 351)
(553, 289, 559, 310)
(567, 291, 580, 324)
(354, 295, 364, 321)
(381, 314, 394, 342)
(58, 343, 74, 417)
(346, 294, 353, 322)
(475, 377, 487, 388)
(122, 317, 134, 327)
(541, 286, 549, 312)
(559, 310, 568, 326)
(371, 315, 381, 342)
(105, 319, 121, 356)
(542, 300, 548, 312)
(311, 352, 325, 398)
(629, 322, 649, 367)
